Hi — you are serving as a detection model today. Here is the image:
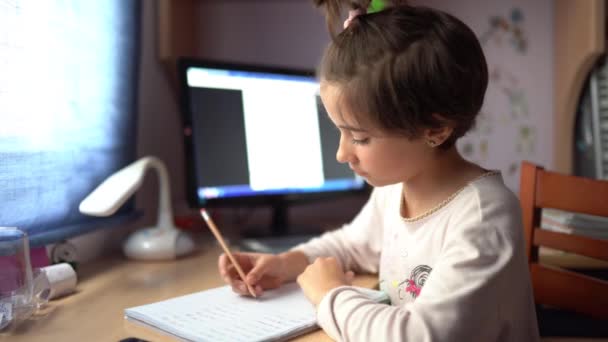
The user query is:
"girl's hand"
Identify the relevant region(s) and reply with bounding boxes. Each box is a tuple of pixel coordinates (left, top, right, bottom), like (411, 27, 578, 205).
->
(218, 252, 285, 297)
(296, 257, 354, 306)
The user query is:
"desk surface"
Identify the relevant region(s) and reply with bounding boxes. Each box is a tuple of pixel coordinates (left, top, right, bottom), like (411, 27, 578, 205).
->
(5, 242, 607, 342)
(5, 242, 376, 342)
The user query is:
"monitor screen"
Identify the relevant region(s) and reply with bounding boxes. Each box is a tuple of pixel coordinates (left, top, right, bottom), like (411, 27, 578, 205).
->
(178, 59, 367, 208)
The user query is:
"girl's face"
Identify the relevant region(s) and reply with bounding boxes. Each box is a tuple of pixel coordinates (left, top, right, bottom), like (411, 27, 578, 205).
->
(319, 82, 436, 187)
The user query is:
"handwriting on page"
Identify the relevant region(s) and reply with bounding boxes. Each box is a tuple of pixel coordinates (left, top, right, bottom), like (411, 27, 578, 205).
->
(126, 283, 318, 342)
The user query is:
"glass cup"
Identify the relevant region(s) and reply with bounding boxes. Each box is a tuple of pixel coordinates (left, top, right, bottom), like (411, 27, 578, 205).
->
(0, 227, 35, 331)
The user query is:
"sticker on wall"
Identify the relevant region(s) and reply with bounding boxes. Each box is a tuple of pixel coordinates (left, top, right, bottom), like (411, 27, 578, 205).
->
(479, 8, 527, 54)
(474, 111, 494, 135)
(516, 125, 536, 154)
(462, 142, 474, 158)
(509, 162, 519, 176)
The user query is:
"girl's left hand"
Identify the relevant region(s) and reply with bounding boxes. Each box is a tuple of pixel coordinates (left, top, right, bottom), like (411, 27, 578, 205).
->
(296, 257, 355, 306)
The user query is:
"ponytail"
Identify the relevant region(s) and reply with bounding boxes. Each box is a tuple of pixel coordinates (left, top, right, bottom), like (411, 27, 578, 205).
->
(313, 0, 408, 38)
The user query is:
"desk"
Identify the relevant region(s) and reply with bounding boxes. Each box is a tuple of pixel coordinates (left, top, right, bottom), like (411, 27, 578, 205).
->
(5, 242, 607, 342)
(5, 242, 375, 342)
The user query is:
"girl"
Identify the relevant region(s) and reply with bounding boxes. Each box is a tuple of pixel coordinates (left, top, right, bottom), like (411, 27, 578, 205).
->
(219, 1, 539, 341)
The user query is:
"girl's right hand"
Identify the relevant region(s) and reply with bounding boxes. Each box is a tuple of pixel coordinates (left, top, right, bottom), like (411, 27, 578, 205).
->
(218, 252, 286, 297)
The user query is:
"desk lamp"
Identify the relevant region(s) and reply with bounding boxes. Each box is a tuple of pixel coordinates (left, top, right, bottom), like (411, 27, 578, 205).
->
(78, 156, 195, 260)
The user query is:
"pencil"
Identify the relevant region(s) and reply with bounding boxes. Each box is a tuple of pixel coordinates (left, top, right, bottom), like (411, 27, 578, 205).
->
(200, 209, 257, 298)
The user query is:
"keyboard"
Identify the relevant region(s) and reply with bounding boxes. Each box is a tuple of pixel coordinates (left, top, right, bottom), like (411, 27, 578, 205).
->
(238, 234, 319, 254)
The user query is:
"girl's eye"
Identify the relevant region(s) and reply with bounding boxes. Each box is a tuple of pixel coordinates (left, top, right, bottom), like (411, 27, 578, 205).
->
(352, 137, 370, 145)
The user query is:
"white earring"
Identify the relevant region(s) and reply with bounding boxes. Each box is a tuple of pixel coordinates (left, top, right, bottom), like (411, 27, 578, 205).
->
(427, 140, 437, 147)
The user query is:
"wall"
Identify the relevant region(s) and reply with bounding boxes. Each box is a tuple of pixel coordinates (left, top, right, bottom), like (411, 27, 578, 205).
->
(419, 0, 554, 192)
(195, 1, 329, 69)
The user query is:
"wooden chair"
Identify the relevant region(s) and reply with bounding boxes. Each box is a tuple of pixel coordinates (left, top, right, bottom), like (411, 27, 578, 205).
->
(519, 161, 608, 320)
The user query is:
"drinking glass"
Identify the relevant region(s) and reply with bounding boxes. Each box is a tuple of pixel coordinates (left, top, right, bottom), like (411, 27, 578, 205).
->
(0, 227, 35, 331)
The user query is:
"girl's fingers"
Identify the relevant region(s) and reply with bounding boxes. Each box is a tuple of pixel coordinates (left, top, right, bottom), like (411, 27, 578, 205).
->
(220, 253, 252, 278)
(231, 280, 253, 296)
(345, 270, 355, 284)
(218, 253, 235, 276)
(219, 253, 249, 273)
(256, 276, 282, 290)
(225, 264, 247, 281)
(218, 253, 227, 276)
(254, 284, 263, 297)
(246, 258, 269, 284)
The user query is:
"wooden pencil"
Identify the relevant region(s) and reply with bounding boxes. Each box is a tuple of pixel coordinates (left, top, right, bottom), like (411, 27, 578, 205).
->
(200, 209, 257, 298)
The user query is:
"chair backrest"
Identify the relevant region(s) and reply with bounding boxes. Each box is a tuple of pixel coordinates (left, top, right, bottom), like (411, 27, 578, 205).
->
(519, 161, 608, 319)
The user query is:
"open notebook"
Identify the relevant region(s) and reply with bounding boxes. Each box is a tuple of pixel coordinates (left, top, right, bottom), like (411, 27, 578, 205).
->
(125, 282, 389, 342)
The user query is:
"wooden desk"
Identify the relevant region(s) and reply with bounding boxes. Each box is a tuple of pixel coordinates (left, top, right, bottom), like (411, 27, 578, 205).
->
(5, 242, 606, 342)
(5, 242, 375, 342)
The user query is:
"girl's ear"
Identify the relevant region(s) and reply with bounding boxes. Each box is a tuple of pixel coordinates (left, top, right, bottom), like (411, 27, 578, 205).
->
(422, 125, 454, 148)
(422, 113, 455, 147)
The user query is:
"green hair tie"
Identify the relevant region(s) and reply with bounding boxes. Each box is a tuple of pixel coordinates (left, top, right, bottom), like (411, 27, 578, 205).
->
(368, 0, 387, 13)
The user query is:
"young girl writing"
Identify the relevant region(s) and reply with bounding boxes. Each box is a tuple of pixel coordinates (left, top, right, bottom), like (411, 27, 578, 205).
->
(219, 1, 539, 341)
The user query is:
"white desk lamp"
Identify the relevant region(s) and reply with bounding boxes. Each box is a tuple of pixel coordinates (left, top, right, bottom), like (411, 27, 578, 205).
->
(78, 156, 195, 260)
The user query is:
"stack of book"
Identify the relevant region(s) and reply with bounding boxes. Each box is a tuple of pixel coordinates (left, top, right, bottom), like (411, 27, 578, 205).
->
(541, 208, 608, 239)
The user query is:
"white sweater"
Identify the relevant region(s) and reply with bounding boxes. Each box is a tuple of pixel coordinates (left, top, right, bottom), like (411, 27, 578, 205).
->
(293, 172, 540, 342)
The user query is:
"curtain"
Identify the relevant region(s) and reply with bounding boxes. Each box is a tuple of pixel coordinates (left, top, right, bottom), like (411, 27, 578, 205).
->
(0, 0, 141, 247)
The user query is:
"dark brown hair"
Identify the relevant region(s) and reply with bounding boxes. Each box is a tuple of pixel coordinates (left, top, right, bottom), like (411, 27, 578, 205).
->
(313, 0, 488, 149)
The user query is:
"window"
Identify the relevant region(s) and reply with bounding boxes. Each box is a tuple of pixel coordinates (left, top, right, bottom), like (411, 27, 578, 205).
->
(0, 0, 141, 246)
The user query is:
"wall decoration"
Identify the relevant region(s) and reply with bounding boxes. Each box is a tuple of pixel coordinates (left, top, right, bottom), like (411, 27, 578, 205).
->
(420, 0, 553, 192)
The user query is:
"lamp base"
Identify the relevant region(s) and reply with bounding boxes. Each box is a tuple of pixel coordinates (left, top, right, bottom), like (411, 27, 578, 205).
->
(123, 226, 196, 260)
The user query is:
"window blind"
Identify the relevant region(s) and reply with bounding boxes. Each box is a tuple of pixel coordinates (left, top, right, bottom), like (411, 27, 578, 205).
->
(0, 0, 141, 247)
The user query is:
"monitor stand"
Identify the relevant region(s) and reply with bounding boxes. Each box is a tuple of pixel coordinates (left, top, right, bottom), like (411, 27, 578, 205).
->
(239, 200, 321, 254)
(269, 200, 289, 236)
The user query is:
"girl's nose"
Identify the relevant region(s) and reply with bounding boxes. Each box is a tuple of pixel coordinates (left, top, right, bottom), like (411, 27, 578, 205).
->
(336, 136, 353, 164)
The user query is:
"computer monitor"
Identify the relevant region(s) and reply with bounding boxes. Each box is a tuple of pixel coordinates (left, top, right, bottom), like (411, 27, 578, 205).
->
(178, 58, 368, 236)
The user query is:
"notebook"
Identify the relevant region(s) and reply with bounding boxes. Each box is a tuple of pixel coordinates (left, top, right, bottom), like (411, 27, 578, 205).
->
(124, 282, 389, 342)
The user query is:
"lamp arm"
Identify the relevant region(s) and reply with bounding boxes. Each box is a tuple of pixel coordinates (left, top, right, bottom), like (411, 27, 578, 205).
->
(79, 156, 175, 230)
(144, 156, 174, 230)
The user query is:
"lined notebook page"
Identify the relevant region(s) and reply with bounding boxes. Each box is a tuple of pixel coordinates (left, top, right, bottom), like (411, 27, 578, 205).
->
(125, 283, 388, 342)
